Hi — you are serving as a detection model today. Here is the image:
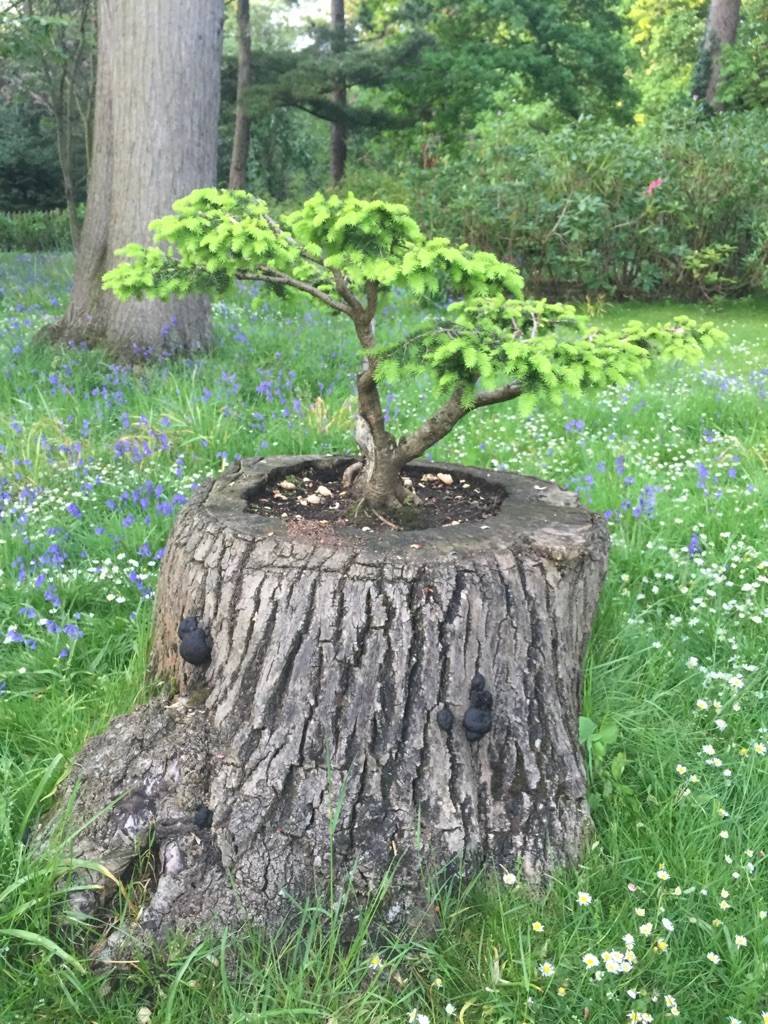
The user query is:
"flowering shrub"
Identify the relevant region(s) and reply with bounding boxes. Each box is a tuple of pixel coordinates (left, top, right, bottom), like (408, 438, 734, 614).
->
(344, 110, 768, 300)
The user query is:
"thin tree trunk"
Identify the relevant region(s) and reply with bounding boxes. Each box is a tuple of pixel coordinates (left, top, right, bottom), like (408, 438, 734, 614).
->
(45, 0, 223, 360)
(79, 0, 98, 177)
(33, 3, 84, 251)
(53, 112, 81, 251)
(43, 456, 609, 958)
(228, 0, 251, 190)
(72, 0, 96, 181)
(697, 0, 742, 107)
(330, 0, 347, 184)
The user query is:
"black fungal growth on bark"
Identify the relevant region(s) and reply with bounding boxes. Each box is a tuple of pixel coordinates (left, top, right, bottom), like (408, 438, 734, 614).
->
(193, 805, 213, 829)
(463, 671, 493, 741)
(436, 706, 454, 731)
(178, 616, 212, 666)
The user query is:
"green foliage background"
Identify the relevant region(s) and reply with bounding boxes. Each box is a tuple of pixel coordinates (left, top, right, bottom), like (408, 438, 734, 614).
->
(345, 109, 768, 301)
(4, 0, 768, 304)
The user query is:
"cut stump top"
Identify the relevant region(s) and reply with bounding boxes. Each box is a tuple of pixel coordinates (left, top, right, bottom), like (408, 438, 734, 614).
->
(198, 455, 608, 568)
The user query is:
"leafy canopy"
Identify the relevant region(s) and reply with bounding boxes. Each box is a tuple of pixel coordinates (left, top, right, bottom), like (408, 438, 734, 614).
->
(357, 0, 636, 136)
(103, 188, 724, 421)
(241, 0, 634, 166)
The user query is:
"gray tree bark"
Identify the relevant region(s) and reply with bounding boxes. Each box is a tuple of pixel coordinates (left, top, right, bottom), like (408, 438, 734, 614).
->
(228, 0, 252, 190)
(44, 457, 609, 960)
(698, 0, 742, 106)
(46, 0, 223, 359)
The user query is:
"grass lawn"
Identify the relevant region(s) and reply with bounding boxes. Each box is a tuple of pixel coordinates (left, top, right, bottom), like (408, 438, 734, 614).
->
(1, 251, 767, 1023)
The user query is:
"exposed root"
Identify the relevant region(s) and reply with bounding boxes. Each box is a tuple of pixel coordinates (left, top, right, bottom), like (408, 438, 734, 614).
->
(370, 508, 400, 530)
(341, 460, 363, 490)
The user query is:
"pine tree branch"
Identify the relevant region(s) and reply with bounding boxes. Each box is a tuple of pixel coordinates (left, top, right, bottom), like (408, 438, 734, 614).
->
(396, 388, 466, 464)
(474, 382, 525, 407)
(396, 382, 524, 464)
(260, 212, 327, 271)
(365, 281, 378, 323)
(237, 270, 352, 316)
(331, 269, 364, 315)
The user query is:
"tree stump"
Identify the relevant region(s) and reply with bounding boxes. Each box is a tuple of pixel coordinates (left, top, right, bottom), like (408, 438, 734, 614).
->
(47, 456, 609, 956)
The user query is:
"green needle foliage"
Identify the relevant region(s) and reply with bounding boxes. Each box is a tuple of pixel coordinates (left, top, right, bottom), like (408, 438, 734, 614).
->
(103, 189, 725, 508)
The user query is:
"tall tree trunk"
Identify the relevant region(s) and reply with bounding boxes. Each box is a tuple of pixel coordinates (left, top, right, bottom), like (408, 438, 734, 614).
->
(330, 0, 347, 184)
(696, 0, 742, 107)
(46, 0, 223, 360)
(228, 0, 251, 190)
(42, 457, 609, 958)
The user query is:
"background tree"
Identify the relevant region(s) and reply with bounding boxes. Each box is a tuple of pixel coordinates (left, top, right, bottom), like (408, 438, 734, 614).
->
(245, 9, 425, 183)
(217, 1, 328, 200)
(46, 0, 223, 359)
(717, 0, 768, 107)
(694, 0, 743, 106)
(0, 100, 69, 212)
(623, 0, 708, 114)
(228, 0, 252, 189)
(330, 0, 346, 183)
(356, 0, 635, 146)
(622, 0, 767, 114)
(0, 0, 95, 244)
(244, 0, 633, 188)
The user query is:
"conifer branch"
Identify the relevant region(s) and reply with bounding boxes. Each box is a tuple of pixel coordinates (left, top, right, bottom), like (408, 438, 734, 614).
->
(238, 270, 352, 316)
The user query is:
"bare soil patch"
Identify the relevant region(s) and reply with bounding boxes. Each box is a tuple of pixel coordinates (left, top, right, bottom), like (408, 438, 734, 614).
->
(246, 463, 503, 531)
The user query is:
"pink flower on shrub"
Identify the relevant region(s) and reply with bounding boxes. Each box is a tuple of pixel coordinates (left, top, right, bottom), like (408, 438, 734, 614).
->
(645, 177, 664, 197)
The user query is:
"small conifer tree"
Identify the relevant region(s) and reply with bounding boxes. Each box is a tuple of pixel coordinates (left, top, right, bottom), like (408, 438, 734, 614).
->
(103, 190, 723, 513)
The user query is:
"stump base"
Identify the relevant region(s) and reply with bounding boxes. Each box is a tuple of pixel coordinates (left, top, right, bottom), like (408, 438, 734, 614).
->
(43, 457, 609, 956)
